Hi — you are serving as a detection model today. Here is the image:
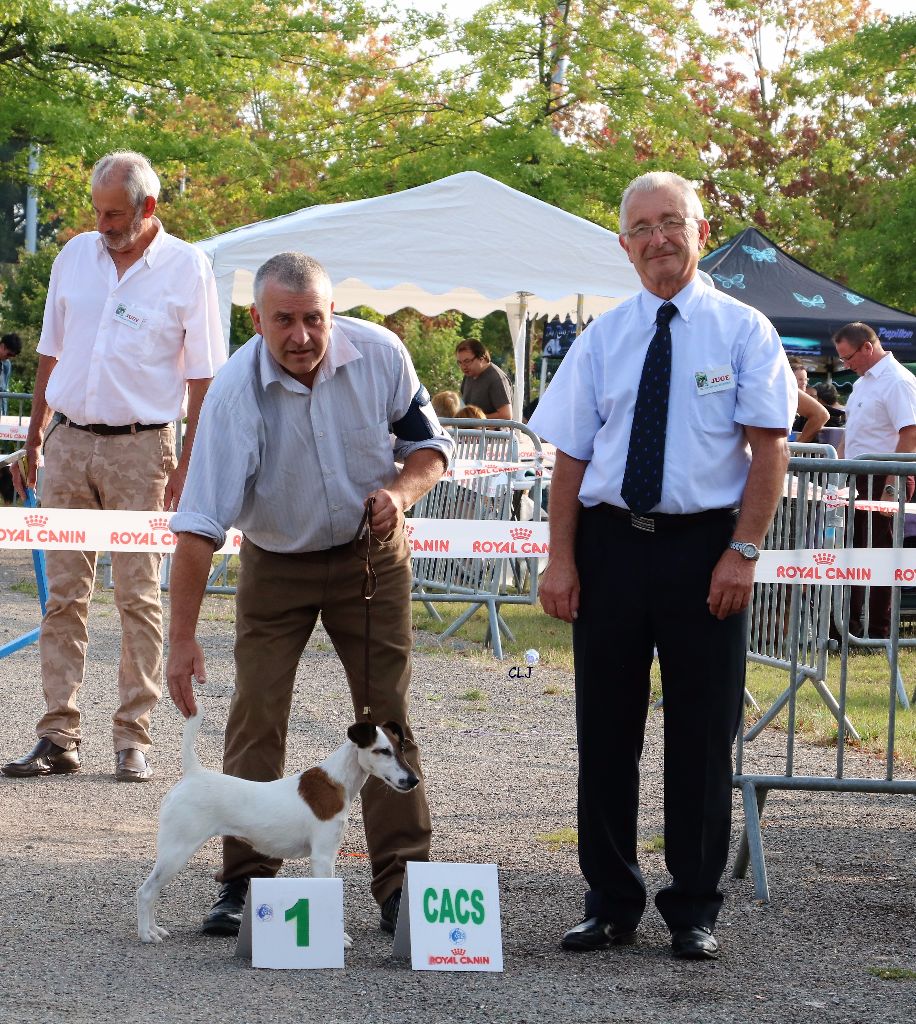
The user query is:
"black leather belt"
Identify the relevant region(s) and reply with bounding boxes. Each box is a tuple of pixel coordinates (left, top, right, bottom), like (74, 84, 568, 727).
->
(597, 503, 738, 533)
(56, 414, 167, 436)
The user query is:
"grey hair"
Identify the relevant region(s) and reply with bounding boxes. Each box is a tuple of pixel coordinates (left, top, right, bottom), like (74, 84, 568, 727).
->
(253, 252, 332, 306)
(91, 151, 161, 208)
(619, 172, 704, 233)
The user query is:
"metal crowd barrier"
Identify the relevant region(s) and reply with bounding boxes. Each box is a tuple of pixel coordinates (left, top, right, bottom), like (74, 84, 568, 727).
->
(411, 418, 544, 660)
(734, 453, 916, 902)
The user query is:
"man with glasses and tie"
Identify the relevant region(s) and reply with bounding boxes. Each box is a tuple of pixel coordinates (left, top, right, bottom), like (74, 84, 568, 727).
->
(833, 322, 916, 637)
(529, 172, 794, 961)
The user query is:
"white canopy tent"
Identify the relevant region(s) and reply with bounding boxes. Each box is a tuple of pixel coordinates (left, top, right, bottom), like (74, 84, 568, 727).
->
(196, 171, 642, 418)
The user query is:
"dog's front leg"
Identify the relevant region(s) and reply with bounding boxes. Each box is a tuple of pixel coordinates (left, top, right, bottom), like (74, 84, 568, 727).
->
(310, 834, 352, 948)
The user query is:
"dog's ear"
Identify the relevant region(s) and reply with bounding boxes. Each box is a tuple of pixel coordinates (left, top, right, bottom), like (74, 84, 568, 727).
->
(382, 720, 405, 748)
(347, 721, 377, 748)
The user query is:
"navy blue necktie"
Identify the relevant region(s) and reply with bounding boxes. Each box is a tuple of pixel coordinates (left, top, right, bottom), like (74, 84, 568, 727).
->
(620, 301, 678, 514)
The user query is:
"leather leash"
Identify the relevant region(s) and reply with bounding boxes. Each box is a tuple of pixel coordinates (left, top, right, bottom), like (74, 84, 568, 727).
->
(354, 497, 378, 722)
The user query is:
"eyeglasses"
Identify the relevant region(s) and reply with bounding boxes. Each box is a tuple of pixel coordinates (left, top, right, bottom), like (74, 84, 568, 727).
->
(836, 344, 869, 366)
(457, 356, 479, 368)
(622, 217, 695, 241)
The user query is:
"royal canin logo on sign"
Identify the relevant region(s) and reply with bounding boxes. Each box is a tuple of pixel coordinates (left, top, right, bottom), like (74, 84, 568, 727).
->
(109, 516, 179, 549)
(775, 551, 869, 581)
(473, 525, 547, 556)
(427, 947, 491, 966)
(0, 511, 85, 546)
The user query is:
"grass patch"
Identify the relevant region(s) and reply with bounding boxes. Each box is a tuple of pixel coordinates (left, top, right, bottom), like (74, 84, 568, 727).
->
(10, 579, 38, 596)
(744, 657, 916, 768)
(867, 967, 916, 981)
(459, 688, 485, 702)
(642, 834, 665, 853)
(537, 827, 578, 849)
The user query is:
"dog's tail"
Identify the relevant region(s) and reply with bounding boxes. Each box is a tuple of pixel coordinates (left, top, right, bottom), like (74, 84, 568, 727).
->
(181, 706, 205, 775)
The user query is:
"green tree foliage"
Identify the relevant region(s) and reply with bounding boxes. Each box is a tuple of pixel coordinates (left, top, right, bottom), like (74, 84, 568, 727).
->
(0, 242, 59, 386)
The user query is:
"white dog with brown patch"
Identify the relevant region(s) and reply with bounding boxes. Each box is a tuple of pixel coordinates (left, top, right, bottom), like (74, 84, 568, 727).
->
(137, 707, 418, 944)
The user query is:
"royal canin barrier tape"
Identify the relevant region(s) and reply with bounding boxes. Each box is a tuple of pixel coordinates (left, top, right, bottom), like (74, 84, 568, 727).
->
(757, 548, 916, 586)
(443, 460, 542, 479)
(0, 508, 551, 558)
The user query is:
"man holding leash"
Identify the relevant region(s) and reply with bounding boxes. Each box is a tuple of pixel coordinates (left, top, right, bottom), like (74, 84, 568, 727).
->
(167, 252, 452, 937)
(530, 172, 794, 960)
(2, 151, 224, 783)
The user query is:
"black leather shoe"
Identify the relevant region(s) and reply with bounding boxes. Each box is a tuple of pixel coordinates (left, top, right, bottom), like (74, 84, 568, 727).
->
(2, 738, 81, 778)
(561, 917, 637, 951)
(115, 748, 153, 782)
(201, 878, 250, 936)
(379, 888, 401, 934)
(671, 925, 719, 960)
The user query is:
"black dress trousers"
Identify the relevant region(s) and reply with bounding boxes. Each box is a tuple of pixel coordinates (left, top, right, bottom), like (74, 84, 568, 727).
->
(572, 504, 747, 932)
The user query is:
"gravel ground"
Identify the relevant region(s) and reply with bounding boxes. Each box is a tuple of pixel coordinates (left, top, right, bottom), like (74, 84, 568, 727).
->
(0, 561, 914, 1024)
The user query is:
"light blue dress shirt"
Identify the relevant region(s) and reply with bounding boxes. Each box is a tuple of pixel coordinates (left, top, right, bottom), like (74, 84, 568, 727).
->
(528, 277, 795, 514)
(171, 315, 453, 552)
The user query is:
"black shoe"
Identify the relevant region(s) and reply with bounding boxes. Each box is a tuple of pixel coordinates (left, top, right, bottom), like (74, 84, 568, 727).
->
(201, 878, 250, 936)
(560, 917, 637, 951)
(379, 888, 401, 934)
(2, 738, 81, 778)
(671, 925, 719, 960)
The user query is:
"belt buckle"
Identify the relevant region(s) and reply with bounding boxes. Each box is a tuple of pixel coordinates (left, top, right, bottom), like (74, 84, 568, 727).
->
(631, 513, 655, 533)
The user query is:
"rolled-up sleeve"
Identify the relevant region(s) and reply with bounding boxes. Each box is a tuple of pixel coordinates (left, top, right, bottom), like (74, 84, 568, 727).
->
(389, 343, 454, 464)
(170, 389, 260, 546)
(181, 255, 227, 380)
(37, 248, 67, 358)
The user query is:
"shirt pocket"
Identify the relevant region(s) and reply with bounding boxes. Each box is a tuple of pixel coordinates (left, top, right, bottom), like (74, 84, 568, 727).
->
(688, 379, 739, 439)
(112, 306, 164, 363)
(343, 417, 393, 491)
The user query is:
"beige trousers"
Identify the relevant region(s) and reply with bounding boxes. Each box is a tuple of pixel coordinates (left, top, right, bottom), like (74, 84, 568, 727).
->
(37, 421, 175, 752)
(219, 533, 432, 905)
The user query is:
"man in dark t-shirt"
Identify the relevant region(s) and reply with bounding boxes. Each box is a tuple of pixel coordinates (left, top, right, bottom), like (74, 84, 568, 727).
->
(455, 340, 513, 419)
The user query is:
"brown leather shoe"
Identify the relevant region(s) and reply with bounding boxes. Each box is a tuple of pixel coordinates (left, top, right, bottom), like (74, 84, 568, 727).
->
(2, 738, 81, 778)
(115, 748, 152, 782)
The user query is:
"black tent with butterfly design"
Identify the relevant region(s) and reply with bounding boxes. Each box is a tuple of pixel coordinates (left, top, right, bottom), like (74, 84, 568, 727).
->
(699, 227, 916, 364)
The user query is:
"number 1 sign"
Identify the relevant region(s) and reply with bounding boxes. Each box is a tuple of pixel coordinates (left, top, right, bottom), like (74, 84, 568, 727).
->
(240, 878, 345, 969)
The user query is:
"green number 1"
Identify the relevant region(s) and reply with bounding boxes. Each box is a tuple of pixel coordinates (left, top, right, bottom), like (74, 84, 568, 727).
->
(285, 899, 310, 947)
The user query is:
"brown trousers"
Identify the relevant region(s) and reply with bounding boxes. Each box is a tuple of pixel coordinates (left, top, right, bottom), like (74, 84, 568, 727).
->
(37, 421, 175, 751)
(219, 532, 431, 905)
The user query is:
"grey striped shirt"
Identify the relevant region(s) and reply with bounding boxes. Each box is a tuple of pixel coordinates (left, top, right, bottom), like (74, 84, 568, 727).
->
(171, 316, 453, 552)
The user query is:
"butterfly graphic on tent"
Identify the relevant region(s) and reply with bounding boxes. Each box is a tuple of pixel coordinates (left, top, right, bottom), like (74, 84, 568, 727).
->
(712, 273, 746, 290)
(793, 292, 825, 309)
(742, 245, 778, 263)
(844, 292, 865, 305)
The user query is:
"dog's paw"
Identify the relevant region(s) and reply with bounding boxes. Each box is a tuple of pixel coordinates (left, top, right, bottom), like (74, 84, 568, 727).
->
(343, 931, 353, 949)
(139, 925, 170, 943)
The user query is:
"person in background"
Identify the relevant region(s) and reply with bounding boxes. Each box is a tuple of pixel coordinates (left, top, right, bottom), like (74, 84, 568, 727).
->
(813, 382, 847, 427)
(833, 321, 916, 638)
(788, 357, 828, 442)
(455, 340, 513, 420)
(431, 390, 461, 419)
(0, 332, 22, 414)
(455, 404, 486, 419)
(1, 150, 225, 783)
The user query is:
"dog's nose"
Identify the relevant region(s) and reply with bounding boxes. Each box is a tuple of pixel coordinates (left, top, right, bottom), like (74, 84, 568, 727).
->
(402, 773, 419, 790)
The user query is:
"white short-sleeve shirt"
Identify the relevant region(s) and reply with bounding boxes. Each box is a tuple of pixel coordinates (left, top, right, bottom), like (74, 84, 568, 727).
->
(528, 277, 795, 514)
(844, 352, 916, 459)
(38, 220, 226, 425)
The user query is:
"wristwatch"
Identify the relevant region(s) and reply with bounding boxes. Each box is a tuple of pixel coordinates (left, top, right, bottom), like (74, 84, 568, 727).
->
(729, 540, 760, 561)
